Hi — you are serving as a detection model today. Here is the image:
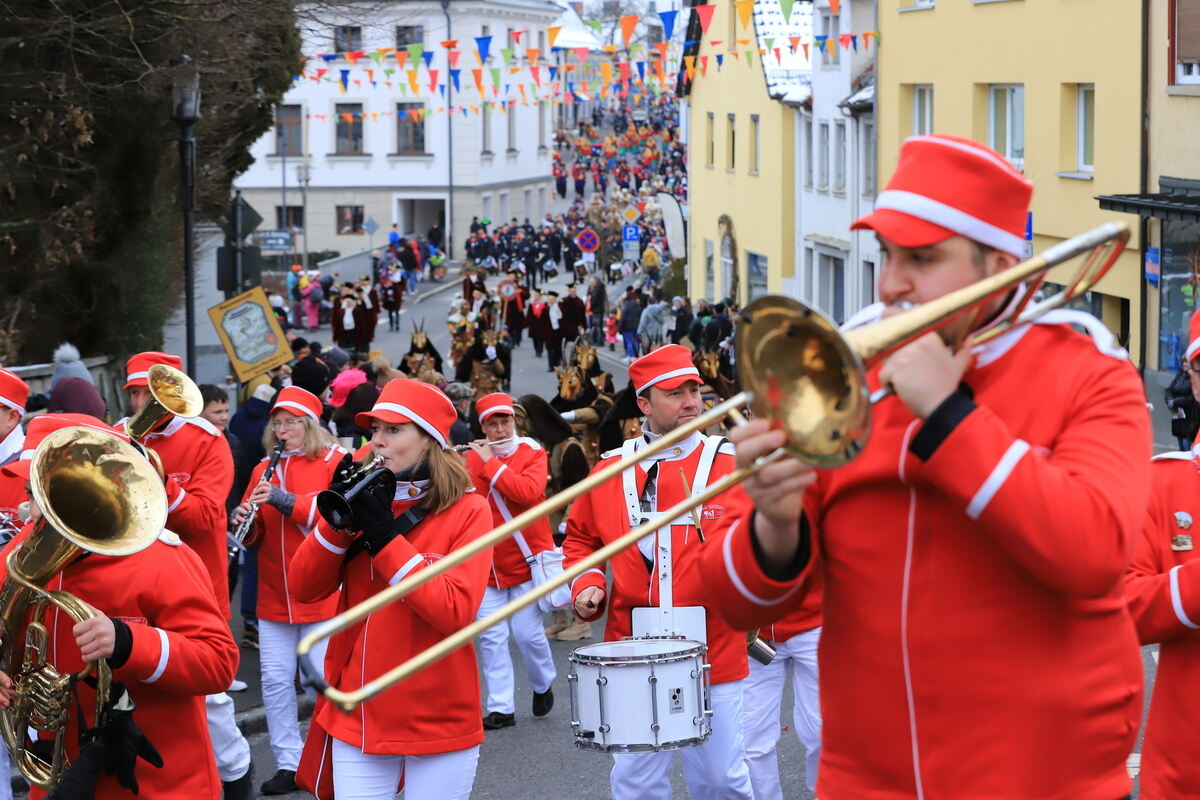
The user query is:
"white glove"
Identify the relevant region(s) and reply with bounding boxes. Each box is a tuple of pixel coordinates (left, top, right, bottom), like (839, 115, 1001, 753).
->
(486, 346, 498, 360)
(561, 409, 577, 421)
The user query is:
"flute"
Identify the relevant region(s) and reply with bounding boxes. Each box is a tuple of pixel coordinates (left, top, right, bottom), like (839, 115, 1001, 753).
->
(452, 437, 514, 452)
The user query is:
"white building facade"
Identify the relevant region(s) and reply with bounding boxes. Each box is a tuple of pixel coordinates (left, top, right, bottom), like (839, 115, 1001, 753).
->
(234, 0, 563, 260)
(789, 0, 878, 325)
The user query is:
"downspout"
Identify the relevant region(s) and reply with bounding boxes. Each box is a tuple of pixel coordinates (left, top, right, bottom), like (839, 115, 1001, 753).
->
(442, 0, 455, 258)
(1138, 0, 1150, 371)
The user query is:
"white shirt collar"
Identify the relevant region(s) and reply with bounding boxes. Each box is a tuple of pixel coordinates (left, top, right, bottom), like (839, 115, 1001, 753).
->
(394, 478, 431, 501)
(0, 424, 24, 465)
(635, 428, 705, 467)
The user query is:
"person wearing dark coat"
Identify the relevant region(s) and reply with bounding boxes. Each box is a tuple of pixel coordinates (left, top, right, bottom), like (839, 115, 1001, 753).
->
(704, 303, 734, 348)
(560, 284, 587, 341)
(526, 291, 551, 358)
(587, 278, 608, 346)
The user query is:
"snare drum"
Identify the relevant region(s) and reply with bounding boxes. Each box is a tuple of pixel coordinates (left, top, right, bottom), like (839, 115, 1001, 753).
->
(568, 637, 712, 753)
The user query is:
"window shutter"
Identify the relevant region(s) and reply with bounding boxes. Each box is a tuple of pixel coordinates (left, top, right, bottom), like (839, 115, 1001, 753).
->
(1179, 0, 1200, 62)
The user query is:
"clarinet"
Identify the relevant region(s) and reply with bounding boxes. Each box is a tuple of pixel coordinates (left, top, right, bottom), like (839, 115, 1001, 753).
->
(229, 442, 284, 564)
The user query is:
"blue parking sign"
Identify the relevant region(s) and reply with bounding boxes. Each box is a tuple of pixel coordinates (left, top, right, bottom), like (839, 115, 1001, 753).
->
(622, 225, 640, 242)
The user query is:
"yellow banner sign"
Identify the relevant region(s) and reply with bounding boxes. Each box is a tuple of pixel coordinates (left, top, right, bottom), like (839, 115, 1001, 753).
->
(207, 287, 292, 382)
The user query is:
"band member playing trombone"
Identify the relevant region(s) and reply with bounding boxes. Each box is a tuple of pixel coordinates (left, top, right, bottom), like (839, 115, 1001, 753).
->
(230, 386, 346, 795)
(1123, 308, 1200, 800)
(702, 135, 1150, 799)
(564, 345, 755, 800)
(0, 414, 239, 800)
(463, 392, 558, 731)
(122, 351, 253, 797)
(289, 379, 493, 800)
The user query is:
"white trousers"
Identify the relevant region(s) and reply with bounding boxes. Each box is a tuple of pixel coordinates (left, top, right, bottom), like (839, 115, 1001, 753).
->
(742, 626, 822, 797)
(260, 618, 330, 771)
(611, 679, 754, 800)
(0, 742, 10, 800)
(206, 691, 252, 782)
(475, 581, 557, 714)
(330, 738, 479, 800)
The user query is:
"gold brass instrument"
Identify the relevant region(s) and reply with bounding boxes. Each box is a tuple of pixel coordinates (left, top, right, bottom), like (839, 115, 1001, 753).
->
(124, 364, 203, 477)
(0, 427, 165, 789)
(296, 221, 1130, 712)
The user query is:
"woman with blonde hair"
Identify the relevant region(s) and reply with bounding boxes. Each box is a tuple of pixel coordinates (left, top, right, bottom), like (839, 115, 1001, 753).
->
(231, 386, 347, 795)
(290, 379, 493, 800)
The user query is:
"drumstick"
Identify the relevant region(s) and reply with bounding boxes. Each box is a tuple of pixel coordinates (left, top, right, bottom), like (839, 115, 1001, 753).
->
(679, 470, 705, 542)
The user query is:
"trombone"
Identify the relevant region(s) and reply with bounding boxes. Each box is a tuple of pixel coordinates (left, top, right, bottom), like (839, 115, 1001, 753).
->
(297, 221, 1130, 712)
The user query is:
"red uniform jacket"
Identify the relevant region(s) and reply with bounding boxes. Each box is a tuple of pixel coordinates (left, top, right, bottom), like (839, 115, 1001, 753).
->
(2, 526, 239, 800)
(1124, 451, 1200, 800)
(701, 315, 1149, 800)
(466, 438, 555, 589)
(243, 444, 345, 624)
(142, 417, 234, 620)
(289, 484, 493, 755)
(565, 432, 750, 685)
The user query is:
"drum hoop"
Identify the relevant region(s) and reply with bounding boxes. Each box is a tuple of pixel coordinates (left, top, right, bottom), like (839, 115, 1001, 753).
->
(574, 733, 710, 754)
(568, 650, 705, 667)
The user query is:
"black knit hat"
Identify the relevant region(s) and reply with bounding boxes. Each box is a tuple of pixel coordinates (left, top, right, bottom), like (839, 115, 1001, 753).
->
(291, 356, 331, 397)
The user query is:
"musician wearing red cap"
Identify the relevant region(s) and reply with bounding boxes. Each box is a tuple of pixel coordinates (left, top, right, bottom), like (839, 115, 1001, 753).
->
(463, 392, 558, 731)
(289, 379, 493, 800)
(564, 344, 755, 799)
(1123, 308, 1200, 799)
(230, 386, 346, 795)
(0, 414, 240, 800)
(121, 351, 253, 796)
(702, 134, 1149, 799)
(0, 368, 30, 542)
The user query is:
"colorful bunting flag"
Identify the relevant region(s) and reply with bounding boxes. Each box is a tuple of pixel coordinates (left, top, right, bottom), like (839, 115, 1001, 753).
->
(658, 9, 678, 39)
(733, 0, 754, 30)
(693, 4, 716, 35)
(546, 26, 562, 48)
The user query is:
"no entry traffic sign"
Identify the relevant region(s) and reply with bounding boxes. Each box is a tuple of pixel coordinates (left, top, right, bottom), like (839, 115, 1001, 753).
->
(577, 228, 600, 253)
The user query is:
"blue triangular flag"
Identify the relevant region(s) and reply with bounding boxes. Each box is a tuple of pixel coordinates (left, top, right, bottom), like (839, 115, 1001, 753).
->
(657, 10, 678, 39)
(450, 69, 461, 91)
(422, 51, 434, 68)
(475, 35, 493, 63)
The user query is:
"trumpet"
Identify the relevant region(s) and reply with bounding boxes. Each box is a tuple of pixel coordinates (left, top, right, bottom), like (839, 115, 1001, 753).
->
(229, 442, 284, 564)
(297, 222, 1130, 712)
(315, 455, 389, 530)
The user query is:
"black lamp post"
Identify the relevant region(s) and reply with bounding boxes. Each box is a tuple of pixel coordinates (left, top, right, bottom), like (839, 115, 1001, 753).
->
(171, 56, 202, 377)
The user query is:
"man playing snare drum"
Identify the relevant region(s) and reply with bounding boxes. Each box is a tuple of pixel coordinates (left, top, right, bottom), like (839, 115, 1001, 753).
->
(564, 344, 754, 799)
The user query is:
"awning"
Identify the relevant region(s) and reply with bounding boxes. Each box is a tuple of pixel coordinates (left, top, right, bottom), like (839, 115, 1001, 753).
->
(1097, 192, 1200, 222)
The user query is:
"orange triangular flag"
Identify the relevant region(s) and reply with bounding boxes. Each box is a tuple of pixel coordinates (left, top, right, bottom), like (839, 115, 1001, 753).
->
(546, 26, 562, 48)
(732, 0, 754, 30)
(619, 15, 639, 48)
(527, 47, 540, 67)
(829, 0, 841, 14)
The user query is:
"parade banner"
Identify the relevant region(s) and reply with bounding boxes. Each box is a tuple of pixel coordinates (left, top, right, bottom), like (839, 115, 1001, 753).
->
(207, 287, 293, 382)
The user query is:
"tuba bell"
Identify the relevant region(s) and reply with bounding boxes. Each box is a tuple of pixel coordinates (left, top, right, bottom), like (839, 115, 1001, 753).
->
(0, 426, 165, 789)
(122, 363, 203, 478)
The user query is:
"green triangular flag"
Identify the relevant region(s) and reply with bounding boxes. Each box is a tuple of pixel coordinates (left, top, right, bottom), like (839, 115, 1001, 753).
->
(500, 47, 513, 68)
(779, 0, 794, 21)
(490, 67, 501, 86)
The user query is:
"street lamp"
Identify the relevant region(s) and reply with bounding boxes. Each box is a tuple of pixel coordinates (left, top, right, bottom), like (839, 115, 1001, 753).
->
(171, 55, 201, 377)
(296, 160, 311, 268)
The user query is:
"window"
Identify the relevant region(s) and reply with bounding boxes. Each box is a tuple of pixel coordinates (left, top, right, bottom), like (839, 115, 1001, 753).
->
(482, 194, 493, 222)
(749, 114, 760, 174)
(395, 103, 426, 153)
(499, 191, 510, 221)
(747, 252, 769, 299)
(336, 205, 364, 234)
(334, 103, 363, 154)
(818, 251, 846, 323)
(1077, 84, 1095, 171)
(524, 187, 532, 216)
(276, 206, 304, 231)
(705, 239, 715, 300)
(818, 122, 830, 188)
(507, 103, 517, 152)
(275, 104, 302, 156)
(726, 114, 736, 170)
(833, 121, 846, 192)
(706, 112, 715, 166)
(1176, 1, 1200, 84)
(861, 259, 876, 306)
(803, 247, 814, 302)
(539, 102, 547, 148)
(538, 186, 546, 218)
(862, 120, 876, 195)
(720, 235, 735, 300)
(482, 103, 492, 154)
(988, 84, 1025, 168)
(334, 25, 362, 53)
(396, 25, 424, 48)
(804, 117, 814, 186)
(912, 85, 933, 136)
(820, 11, 839, 67)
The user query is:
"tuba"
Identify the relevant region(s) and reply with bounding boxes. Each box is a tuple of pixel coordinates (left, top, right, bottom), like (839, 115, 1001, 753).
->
(123, 364, 203, 477)
(0, 427, 165, 789)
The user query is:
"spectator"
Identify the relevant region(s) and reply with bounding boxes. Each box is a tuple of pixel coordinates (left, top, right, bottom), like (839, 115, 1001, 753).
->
(669, 297, 693, 346)
(618, 290, 644, 362)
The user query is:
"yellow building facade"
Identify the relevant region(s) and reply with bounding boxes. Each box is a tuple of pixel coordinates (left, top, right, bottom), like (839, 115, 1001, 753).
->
(877, 0, 1145, 361)
(685, 2, 801, 306)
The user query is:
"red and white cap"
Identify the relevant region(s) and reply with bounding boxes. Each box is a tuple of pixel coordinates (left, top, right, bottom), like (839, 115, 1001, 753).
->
(0, 369, 30, 415)
(1186, 309, 1200, 364)
(851, 134, 1033, 258)
(124, 351, 183, 390)
(356, 379, 456, 449)
(476, 393, 515, 422)
(629, 344, 701, 395)
(0, 413, 129, 481)
(271, 386, 322, 422)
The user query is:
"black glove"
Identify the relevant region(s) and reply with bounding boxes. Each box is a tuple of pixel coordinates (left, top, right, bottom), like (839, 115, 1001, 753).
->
(47, 685, 162, 799)
(353, 471, 399, 556)
(328, 452, 358, 496)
